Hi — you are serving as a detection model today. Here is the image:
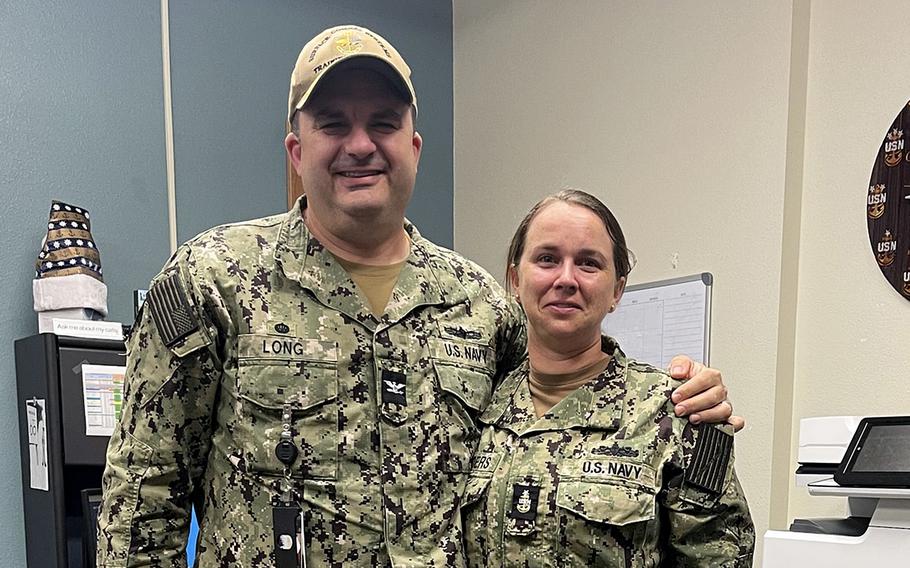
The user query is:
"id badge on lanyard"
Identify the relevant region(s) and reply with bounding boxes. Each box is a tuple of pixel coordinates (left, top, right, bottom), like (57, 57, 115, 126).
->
(273, 405, 306, 568)
(272, 502, 304, 568)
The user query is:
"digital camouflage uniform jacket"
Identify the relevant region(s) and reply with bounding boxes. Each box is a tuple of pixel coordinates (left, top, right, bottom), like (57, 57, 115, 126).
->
(462, 337, 754, 567)
(97, 202, 525, 567)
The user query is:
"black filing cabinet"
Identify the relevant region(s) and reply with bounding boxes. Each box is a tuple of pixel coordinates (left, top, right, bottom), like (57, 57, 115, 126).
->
(15, 333, 125, 568)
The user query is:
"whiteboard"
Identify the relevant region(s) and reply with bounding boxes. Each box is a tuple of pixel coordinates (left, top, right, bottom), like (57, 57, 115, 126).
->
(601, 273, 712, 369)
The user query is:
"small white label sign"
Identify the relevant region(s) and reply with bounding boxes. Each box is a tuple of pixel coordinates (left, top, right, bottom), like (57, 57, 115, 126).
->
(26, 399, 49, 491)
(52, 318, 123, 341)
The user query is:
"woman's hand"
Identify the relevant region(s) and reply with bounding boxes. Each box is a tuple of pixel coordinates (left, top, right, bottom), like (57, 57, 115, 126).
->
(667, 355, 745, 432)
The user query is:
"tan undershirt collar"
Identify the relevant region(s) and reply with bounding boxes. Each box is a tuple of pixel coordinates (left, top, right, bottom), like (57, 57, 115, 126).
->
(334, 255, 406, 317)
(528, 352, 611, 418)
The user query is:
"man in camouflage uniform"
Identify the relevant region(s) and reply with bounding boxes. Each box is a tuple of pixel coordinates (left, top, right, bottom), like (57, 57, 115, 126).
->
(97, 24, 735, 567)
(462, 337, 754, 567)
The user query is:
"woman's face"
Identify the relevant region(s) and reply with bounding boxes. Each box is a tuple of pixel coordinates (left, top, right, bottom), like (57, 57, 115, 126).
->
(511, 201, 626, 351)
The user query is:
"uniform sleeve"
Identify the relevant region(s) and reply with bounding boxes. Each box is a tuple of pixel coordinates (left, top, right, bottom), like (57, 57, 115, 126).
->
(493, 296, 527, 386)
(96, 246, 223, 567)
(659, 423, 755, 567)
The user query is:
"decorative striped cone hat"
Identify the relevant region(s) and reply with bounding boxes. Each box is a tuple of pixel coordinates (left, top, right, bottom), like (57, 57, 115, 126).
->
(32, 200, 108, 316)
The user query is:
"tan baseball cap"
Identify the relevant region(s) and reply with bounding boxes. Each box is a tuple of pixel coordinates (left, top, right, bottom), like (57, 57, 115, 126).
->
(287, 25, 417, 124)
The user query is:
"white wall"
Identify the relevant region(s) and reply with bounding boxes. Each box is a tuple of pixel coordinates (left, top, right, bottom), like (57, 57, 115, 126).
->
(454, 0, 910, 564)
(790, 0, 910, 518)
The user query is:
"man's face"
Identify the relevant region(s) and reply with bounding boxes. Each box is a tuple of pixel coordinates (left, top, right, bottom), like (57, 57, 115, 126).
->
(286, 67, 422, 233)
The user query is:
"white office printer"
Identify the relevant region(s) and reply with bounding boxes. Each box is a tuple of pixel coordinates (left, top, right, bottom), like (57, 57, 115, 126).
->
(763, 416, 910, 566)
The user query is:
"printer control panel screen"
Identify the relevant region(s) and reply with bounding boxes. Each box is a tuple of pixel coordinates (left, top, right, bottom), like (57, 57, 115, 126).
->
(836, 416, 910, 487)
(852, 424, 910, 472)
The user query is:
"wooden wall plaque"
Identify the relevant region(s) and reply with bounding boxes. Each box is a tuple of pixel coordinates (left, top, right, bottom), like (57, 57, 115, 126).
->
(867, 100, 910, 301)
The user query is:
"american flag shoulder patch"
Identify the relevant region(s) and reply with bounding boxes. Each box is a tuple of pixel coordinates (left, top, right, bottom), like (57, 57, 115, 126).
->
(684, 424, 733, 494)
(147, 271, 200, 349)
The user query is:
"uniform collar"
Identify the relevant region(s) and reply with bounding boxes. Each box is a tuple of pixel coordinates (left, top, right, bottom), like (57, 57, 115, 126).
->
(274, 197, 464, 329)
(481, 336, 627, 436)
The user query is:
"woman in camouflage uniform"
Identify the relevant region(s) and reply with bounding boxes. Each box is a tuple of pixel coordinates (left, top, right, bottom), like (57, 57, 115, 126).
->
(461, 190, 754, 567)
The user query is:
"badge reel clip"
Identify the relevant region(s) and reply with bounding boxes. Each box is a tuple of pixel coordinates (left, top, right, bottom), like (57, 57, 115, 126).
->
(274, 406, 305, 568)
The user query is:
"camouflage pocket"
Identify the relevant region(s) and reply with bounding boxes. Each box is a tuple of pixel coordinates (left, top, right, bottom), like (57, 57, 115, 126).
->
(97, 429, 154, 566)
(234, 354, 339, 480)
(556, 480, 656, 525)
(555, 479, 656, 561)
(433, 360, 493, 473)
